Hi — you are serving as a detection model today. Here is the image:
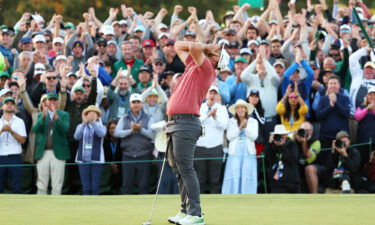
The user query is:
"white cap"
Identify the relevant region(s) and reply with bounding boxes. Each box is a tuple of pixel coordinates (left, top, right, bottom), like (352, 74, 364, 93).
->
(240, 48, 251, 55)
(34, 63, 46, 75)
(0, 88, 12, 97)
(33, 34, 46, 43)
(199, 19, 207, 26)
(32, 14, 44, 23)
(157, 23, 168, 30)
(102, 25, 115, 36)
(158, 32, 171, 39)
(129, 93, 143, 102)
(340, 24, 351, 32)
(358, 13, 366, 21)
(119, 20, 128, 26)
(107, 40, 117, 46)
(273, 61, 285, 68)
(134, 25, 145, 33)
(53, 37, 64, 45)
(208, 85, 219, 93)
(269, 20, 278, 25)
(55, 55, 67, 61)
(111, 21, 120, 26)
(219, 66, 232, 74)
(247, 40, 259, 47)
(218, 39, 229, 46)
(356, 7, 364, 15)
(368, 87, 375, 94)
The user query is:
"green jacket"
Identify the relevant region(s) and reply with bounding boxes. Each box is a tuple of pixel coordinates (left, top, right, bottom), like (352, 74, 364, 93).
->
(113, 57, 144, 83)
(32, 110, 70, 161)
(335, 49, 351, 91)
(63, 78, 97, 141)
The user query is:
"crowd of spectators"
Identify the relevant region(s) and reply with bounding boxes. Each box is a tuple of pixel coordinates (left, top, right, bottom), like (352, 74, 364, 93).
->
(0, 0, 374, 195)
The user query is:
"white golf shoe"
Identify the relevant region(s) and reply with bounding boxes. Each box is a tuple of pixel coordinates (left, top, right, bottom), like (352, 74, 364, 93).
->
(177, 215, 205, 225)
(168, 212, 188, 224)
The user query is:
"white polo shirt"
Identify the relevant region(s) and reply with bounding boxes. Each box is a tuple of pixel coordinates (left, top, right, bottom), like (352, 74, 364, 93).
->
(197, 103, 229, 148)
(0, 115, 27, 156)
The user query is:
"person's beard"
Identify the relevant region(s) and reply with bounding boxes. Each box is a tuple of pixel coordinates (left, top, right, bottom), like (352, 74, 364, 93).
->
(4, 110, 14, 114)
(118, 89, 128, 96)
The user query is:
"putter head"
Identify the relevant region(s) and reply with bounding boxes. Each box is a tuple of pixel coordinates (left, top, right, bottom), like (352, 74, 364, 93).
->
(142, 222, 152, 225)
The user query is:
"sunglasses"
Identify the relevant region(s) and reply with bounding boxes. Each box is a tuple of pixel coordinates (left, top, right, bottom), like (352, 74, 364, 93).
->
(98, 44, 106, 48)
(289, 95, 298, 99)
(154, 63, 163, 66)
(340, 30, 351, 33)
(329, 54, 340, 57)
(46, 76, 57, 80)
(82, 84, 91, 88)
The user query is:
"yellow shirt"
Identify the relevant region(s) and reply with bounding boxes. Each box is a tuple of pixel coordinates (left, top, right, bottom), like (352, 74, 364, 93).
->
(276, 101, 308, 131)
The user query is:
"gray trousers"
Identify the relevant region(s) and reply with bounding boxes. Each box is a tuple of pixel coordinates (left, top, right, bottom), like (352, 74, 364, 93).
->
(166, 116, 202, 216)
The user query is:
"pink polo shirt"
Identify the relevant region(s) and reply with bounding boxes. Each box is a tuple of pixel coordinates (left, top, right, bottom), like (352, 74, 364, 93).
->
(167, 55, 215, 116)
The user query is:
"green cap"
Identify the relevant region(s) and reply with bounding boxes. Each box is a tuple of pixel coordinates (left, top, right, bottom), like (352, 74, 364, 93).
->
(73, 86, 86, 93)
(0, 71, 10, 78)
(235, 56, 248, 64)
(64, 22, 75, 30)
(47, 93, 58, 100)
(2, 96, 15, 104)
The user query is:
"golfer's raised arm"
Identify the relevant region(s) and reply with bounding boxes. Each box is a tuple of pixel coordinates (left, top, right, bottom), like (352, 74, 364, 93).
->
(174, 41, 206, 66)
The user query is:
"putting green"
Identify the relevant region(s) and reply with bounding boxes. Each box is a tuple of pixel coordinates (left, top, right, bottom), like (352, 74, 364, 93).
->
(0, 194, 373, 225)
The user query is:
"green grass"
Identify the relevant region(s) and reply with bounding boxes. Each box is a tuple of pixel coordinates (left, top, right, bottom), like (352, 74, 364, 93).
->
(0, 194, 374, 225)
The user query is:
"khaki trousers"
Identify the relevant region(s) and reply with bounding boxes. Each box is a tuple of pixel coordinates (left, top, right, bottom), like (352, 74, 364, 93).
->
(36, 150, 66, 195)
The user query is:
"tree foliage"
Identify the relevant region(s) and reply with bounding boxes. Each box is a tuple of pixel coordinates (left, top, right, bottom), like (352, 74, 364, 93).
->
(0, 0, 374, 27)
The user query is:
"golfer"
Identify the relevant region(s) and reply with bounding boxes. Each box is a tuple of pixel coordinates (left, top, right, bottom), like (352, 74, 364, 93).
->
(166, 41, 229, 225)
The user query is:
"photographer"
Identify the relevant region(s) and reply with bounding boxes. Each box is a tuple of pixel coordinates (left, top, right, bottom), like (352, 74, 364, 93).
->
(292, 122, 322, 193)
(264, 124, 300, 193)
(326, 131, 361, 193)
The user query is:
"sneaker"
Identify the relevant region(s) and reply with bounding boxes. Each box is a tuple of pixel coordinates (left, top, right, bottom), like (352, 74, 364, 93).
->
(177, 215, 205, 225)
(168, 212, 188, 224)
(341, 180, 351, 194)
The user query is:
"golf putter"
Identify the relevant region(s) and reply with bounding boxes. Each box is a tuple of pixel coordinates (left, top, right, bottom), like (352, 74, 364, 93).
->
(142, 155, 167, 225)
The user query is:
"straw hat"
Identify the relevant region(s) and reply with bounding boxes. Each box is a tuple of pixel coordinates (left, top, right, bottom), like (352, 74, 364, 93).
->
(83, 105, 102, 116)
(228, 99, 254, 115)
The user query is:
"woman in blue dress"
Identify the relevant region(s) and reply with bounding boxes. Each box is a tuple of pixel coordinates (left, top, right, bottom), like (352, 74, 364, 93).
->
(222, 99, 259, 194)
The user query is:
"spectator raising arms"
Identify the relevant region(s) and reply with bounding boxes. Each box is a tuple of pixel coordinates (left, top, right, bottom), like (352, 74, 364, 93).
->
(276, 83, 308, 132)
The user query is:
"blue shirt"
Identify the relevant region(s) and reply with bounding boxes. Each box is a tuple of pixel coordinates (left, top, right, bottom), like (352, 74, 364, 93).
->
(0, 45, 14, 66)
(217, 78, 230, 105)
(226, 75, 247, 105)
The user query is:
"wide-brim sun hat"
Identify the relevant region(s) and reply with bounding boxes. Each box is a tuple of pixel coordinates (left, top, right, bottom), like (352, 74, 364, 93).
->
(83, 105, 102, 116)
(271, 124, 290, 135)
(228, 99, 254, 115)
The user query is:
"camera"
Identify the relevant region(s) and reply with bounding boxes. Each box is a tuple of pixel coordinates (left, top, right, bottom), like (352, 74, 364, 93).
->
(297, 129, 306, 138)
(274, 134, 282, 142)
(335, 139, 344, 149)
